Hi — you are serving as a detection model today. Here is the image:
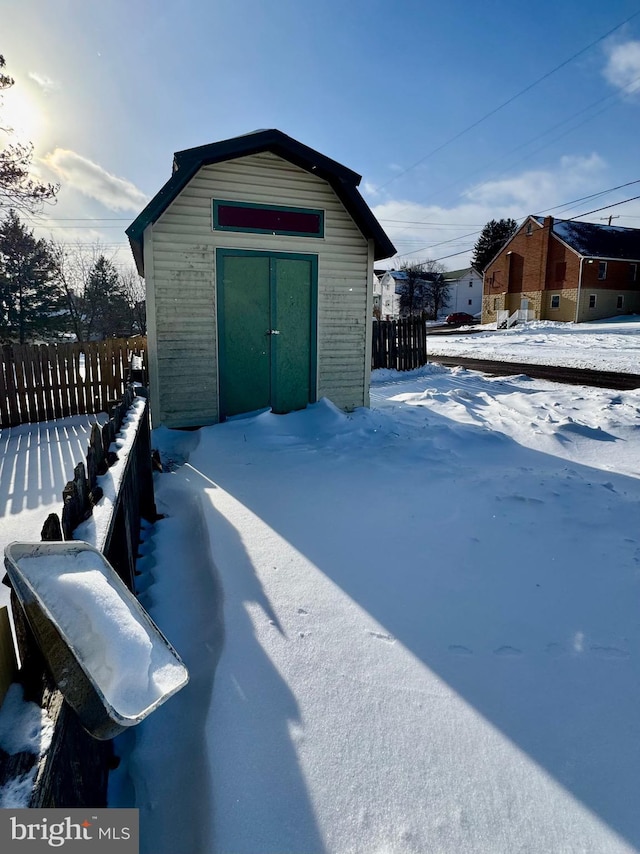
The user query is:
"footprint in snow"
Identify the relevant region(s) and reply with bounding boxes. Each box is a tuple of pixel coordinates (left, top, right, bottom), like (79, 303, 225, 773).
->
(494, 645, 523, 657)
(297, 608, 309, 615)
(590, 645, 629, 659)
(448, 645, 473, 655)
(368, 631, 395, 644)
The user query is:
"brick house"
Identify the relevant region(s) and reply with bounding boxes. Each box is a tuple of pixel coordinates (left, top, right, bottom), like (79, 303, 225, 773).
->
(482, 216, 640, 323)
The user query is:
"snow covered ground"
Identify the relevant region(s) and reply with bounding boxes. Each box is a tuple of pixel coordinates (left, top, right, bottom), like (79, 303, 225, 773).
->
(110, 359, 640, 853)
(2, 319, 640, 852)
(0, 414, 107, 611)
(427, 315, 640, 374)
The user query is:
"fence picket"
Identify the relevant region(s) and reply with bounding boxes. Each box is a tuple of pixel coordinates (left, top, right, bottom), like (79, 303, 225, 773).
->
(55, 344, 70, 418)
(371, 318, 428, 372)
(0, 338, 147, 427)
(100, 340, 111, 410)
(15, 346, 35, 421)
(37, 345, 55, 421)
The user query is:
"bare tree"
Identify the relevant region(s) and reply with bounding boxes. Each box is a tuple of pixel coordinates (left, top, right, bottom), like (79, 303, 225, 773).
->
(422, 259, 450, 319)
(397, 261, 429, 317)
(120, 268, 146, 334)
(53, 241, 101, 341)
(0, 56, 58, 213)
(53, 242, 140, 341)
(397, 259, 449, 319)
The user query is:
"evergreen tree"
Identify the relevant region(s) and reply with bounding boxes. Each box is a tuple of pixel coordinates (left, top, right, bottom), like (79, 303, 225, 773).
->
(85, 256, 133, 340)
(471, 218, 518, 273)
(0, 209, 63, 343)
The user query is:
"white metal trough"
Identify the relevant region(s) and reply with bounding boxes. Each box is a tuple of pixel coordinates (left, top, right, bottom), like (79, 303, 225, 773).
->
(4, 541, 189, 740)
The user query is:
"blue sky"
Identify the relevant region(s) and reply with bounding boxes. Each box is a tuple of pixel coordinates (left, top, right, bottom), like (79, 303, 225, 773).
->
(3, 0, 640, 270)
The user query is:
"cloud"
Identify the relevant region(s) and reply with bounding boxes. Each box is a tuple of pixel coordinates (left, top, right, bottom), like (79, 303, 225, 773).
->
(43, 149, 149, 212)
(372, 154, 612, 267)
(28, 72, 58, 92)
(603, 40, 640, 94)
(464, 153, 606, 209)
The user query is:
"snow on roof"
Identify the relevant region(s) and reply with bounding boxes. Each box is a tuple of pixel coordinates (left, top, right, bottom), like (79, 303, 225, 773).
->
(533, 216, 640, 260)
(444, 267, 474, 281)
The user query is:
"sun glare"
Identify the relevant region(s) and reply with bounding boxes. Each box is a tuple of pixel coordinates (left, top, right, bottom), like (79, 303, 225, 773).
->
(1, 87, 43, 145)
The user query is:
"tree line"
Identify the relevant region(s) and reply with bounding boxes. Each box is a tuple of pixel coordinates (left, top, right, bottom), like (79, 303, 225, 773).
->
(0, 208, 145, 344)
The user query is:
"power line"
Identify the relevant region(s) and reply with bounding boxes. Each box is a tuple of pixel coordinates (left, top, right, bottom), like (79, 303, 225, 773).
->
(566, 194, 640, 221)
(380, 69, 640, 243)
(377, 7, 640, 191)
(404, 86, 629, 213)
(378, 219, 485, 227)
(426, 192, 640, 264)
(393, 186, 640, 262)
(533, 178, 640, 216)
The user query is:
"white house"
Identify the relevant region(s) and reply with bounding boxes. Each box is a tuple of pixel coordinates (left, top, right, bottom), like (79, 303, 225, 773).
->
(373, 271, 401, 319)
(443, 267, 483, 316)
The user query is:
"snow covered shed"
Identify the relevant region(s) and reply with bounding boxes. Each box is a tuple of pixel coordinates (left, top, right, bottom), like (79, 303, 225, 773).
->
(126, 129, 396, 428)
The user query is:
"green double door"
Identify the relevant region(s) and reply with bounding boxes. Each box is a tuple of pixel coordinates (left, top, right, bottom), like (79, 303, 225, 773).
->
(217, 250, 317, 419)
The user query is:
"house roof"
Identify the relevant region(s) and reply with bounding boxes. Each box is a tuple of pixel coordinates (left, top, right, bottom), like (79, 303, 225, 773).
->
(533, 216, 640, 261)
(444, 266, 480, 281)
(126, 129, 396, 274)
(382, 269, 442, 291)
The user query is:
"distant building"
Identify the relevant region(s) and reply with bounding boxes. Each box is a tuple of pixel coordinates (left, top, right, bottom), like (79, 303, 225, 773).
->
(483, 216, 640, 323)
(373, 271, 400, 319)
(443, 267, 482, 316)
(376, 269, 445, 319)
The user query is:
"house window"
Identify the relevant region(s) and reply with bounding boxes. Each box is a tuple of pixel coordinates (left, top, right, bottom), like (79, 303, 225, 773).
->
(469, 281, 473, 287)
(526, 222, 533, 236)
(550, 295, 560, 309)
(598, 261, 607, 280)
(212, 199, 324, 238)
(555, 262, 566, 282)
(468, 299, 473, 306)
(589, 294, 597, 309)
(630, 263, 637, 282)
(617, 295, 624, 310)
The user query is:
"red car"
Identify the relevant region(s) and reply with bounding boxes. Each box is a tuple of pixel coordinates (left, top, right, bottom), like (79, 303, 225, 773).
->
(445, 312, 475, 325)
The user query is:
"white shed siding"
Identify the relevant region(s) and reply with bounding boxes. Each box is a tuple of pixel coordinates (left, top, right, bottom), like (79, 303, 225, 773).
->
(147, 151, 371, 425)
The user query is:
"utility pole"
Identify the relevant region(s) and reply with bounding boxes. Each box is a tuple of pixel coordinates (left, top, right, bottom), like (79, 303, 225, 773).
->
(600, 215, 620, 226)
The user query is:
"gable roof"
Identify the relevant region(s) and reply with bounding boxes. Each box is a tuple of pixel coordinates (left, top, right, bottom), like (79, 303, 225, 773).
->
(126, 129, 396, 274)
(532, 216, 640, 261)
(444, 267, 481, 281)
(383, 269, 442, 292)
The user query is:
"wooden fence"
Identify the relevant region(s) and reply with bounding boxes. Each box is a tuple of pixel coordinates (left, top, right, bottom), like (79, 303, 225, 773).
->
(372, 318, 428, 371)
(0, 385, 157, 807)
(0, 337, 148, 428)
